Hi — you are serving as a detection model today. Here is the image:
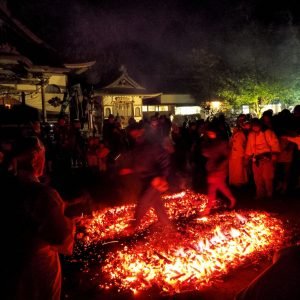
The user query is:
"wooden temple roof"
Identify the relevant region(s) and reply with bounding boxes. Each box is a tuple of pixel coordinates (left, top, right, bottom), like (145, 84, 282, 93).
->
(0, 3, 95, 82)
(96, 66, 161, 98)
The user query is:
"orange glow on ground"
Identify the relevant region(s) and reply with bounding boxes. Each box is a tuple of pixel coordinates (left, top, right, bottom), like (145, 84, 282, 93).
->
(74, 190, 286, 296)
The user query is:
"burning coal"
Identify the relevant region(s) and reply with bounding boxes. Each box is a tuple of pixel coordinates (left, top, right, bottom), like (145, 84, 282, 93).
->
(76, 190, 208, 243)
(74, 190, 286, 296)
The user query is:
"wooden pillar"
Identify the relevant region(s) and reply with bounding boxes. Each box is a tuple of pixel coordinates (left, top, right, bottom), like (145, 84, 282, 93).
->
(131, 96, 134, 117)
(75, 89, 79, 120)
(87, 98, 94, 134)
(21, 91, 26, 105)
(40, 80, 47, 123)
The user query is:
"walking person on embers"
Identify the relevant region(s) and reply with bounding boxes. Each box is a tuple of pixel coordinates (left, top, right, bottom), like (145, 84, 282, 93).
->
(201, 123, 236, 214)
(245, 118, 280, 200)
(119, 122, 173, 233)
(1, 136, 75, 300)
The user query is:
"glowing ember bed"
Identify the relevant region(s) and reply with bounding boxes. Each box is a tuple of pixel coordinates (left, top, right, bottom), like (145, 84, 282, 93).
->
(71, 190, 286, 296)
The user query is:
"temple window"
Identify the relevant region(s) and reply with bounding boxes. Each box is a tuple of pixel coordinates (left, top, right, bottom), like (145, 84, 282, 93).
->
(135, 107, 141, 117)
(148, 106, 156, 112)
(45, 84, 61, 93)
(105, 107, 111, 117)
(159, 106, 169, 112)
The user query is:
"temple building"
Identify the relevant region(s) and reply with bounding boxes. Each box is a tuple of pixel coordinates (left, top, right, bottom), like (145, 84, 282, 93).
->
(0, 3, 95, 123)
(93, 67, 202, 128)
(93, 67, 161, 127)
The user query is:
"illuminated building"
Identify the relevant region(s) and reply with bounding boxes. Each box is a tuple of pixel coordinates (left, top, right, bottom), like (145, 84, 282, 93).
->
(93, 66, 161, 127)
(0, 3, 95, 123)
(93, 67, 203, 127)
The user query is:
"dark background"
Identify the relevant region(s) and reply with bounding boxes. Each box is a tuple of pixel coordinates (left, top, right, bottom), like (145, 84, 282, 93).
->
(7, 0, 300, 92)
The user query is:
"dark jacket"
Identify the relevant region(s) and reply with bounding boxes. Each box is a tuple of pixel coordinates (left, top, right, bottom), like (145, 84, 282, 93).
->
(202, 138, 229, 174)
(121, 139, 170, 181)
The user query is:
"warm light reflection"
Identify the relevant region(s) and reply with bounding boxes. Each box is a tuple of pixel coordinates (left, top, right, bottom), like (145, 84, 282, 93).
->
(211, 101, 221, 109)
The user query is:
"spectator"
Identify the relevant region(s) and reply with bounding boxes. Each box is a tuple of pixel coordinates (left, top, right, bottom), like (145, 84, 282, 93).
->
(293, 104, 300, 134)
(97, 141, 110, 172)
(273, 110, 296, 194)
(191, 120, 207, 193)
(1, 136, 75, 300)
(229, 115, 250, 187)
(217, 114, 232, 140)
(86, 136, 100, 169)
(53, 116, 71, 172)
(276, 135, 295, 194)
(159, 114, 172, 137)
(290, 105, 300, 190)
(102, 114, 116, 148)
(69, 119, 86, 167)
(245, 118, 280, 199)
(261, 110, 273, 130)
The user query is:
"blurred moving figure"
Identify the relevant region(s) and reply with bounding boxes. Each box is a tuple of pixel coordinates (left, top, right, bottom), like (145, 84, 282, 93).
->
(202, 124, 236, 214)
(119, 123, 173, 232)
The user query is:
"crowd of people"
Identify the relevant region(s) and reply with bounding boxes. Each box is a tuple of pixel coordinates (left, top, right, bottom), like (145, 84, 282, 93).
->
(1, 107, 300, 224)
(0, 105, 300, 299)
(2, 105, 298, 204)
(100, 107, 300, 206)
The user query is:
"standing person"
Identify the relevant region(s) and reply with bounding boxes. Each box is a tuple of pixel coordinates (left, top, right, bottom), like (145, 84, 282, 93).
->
(119, 123, 173, 232)
(97, 140, 110, 172)
(245, 118, 280, 199)
(53, 116, 71, 172)
(102, 113, 116, 147)
(1, 136, 75, 300)
(145, 115, 162, 144)
(171, 123, 187, 174)
(217, 114, 232, 141)
(159, 115, 172, 137)
(69, 119, 86, 168)
(290, 105, 300, 190)
(29, 120, 42, 139)
(201, 124, 236, 214)
(276, 135, 295, 194)
(191, 120, 207, 193)
(229, 115, 250, 187)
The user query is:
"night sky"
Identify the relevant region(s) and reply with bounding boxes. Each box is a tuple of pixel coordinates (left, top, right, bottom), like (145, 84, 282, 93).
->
(7, 0, 300, 91)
